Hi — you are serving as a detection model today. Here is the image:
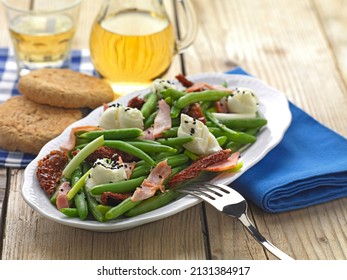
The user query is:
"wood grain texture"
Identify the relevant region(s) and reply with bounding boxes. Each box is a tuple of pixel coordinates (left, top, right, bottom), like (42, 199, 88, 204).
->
(184, 0, 347, 260)
(313, 0, 347, 87)
(0, 169, 7, 228)
(1, 0, 347, 260)
(2, 169, 206, 260)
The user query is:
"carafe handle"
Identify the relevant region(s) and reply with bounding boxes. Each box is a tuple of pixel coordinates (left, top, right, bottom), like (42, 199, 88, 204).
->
(174, 0, 198, 53)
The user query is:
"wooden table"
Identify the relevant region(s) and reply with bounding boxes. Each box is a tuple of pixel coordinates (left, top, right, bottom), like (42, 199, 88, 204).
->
(1, 0, 346, 260)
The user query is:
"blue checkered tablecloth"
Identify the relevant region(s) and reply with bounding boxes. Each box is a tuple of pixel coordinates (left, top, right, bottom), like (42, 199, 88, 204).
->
(0, 48, 96, 168)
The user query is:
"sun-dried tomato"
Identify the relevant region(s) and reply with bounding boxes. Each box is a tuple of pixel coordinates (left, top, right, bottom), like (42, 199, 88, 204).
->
(85, 146, 118, 163)
(85, 146, 139, 164)
(101, 192, 131, 206)
(175, 74, 194, 87)
(182, 103, 206, 124)
(36, 150, 69, 196)
(127, 96, 146, 110)
(168, 149, 231, 187)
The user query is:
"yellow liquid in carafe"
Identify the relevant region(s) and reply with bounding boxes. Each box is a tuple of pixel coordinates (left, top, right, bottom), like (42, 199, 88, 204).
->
(90, 10, 175, 83)
(9, 14, 75, 68)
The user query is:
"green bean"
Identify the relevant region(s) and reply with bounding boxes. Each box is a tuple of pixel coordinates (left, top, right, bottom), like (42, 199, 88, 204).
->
(104, 140, 156, 166)
(141, 92, 158, 119)
(156, 136, 193, 147)
(66, 168, 92, 200)
(216, 136, 228, 146)
(184, 149, 199, 161)
(96, 204, 112, 215)
(161, 88, 186, 100)
(163, 154, 190, 167)
(214, 117, 267, 129)
(75, 137, 91, 146)
(125, 191, 180, 217)
(79, 128, 143, 140)
(164, 97, 173, 106)
(105, 197, 141, 220)
(144, 111, 157, 129)
(175, 90, 231, 109)
(71, 165, 88, 220)
(161, 127, 178, 138)
(63, 135, 104, 179)
(171, 117, 180, 127)
(170, 104, 181, 118)
(71, 165, 83, 186)
(90, 176, 146, 195)
(60, 208, 79, 218)
(205, 111, 256, 144)
(126, 141, 177, 154)
(74, 191, 88, 220)
(130, 165, 152, 179)
(83, 185, 105, 222)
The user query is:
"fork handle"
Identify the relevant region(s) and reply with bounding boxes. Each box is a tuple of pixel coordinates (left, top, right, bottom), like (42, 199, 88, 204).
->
(238, 214, 294, 260)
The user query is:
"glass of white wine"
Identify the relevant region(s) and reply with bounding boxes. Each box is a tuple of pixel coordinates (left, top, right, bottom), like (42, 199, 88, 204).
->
(2, 0, 82, 76)
(89, 0, 197, 96)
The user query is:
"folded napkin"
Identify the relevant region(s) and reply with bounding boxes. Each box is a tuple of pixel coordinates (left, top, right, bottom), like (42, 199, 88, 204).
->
(0, 48, 95, 168)
(227, 67, 347, 213)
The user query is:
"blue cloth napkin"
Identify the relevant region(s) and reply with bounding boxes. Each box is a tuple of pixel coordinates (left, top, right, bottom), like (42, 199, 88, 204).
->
(227, 67, 347, 213)
(0, 48, 95, 168)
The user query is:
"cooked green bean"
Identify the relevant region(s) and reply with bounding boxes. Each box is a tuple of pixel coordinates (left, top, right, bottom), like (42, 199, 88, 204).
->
(60, 208, 79, 218)
(161, 88, 186, 100)
(208, 117, 267, 129)
(104, 140, 156, 166)
(125, 191, 180, 217)
(170, 104, 181, 118)
(74, 191, 88, 220)
(144, 111, 157, 129)
(83, 185, 105, 222)
(89, 176, 146, 195)
(105, 197, 141, 220)
(205, 111, 256, 144)
(130, 165, 152, 179)
(216, 136, 228, 146)
(141, 92, 158, 119)
(79, 128, 143, 140)
(175, 90, 230, 109)
(96, 204, 112, 215)
(66, 168, 92, 200)
(126, 141, 177, 154)
(161, 127, 178, 138)
(63, 136, 104, 179)
(156, 136, 193, 147)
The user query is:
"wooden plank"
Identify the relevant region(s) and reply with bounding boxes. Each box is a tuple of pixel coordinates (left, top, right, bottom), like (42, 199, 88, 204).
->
(2, 169, 206, 260)
(0, 169, 7, 229)
(313, 0, 347, 87)
(1, 0, 207, 260)
(184, 0, 347, 259)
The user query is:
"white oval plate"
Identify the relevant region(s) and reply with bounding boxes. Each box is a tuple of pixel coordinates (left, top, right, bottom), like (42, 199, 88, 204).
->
(22, 73, 291, 232)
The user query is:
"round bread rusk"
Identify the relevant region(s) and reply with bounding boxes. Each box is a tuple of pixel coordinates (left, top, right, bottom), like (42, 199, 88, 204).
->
(0, 96, 83, 155)
(18, 68, 114, 109)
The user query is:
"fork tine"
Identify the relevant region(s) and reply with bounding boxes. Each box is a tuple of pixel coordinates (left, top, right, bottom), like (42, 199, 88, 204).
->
(179, 184, 218, 202)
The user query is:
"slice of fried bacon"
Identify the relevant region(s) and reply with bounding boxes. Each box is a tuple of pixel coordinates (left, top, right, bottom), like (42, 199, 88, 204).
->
(131, 160, 172, 202)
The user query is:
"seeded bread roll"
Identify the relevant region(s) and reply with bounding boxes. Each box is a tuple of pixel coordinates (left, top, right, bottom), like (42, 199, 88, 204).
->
(18, 68, 114, 109)
(0, 96, 83, 155)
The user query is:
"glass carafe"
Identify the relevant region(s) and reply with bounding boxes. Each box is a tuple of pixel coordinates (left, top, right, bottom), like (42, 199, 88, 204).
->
(89, 0, 197, 95)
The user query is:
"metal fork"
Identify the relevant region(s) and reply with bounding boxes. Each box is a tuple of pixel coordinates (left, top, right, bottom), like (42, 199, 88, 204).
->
(178, 182, 294, 260)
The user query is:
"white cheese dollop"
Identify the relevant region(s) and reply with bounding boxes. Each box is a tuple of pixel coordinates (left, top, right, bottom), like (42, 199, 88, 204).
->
(99, 104, 144, 129)
(85, 158, 127, 202)
(178, 114, 221, 156)
(151, 79, 176, 98)
(227, 87, 259, 114)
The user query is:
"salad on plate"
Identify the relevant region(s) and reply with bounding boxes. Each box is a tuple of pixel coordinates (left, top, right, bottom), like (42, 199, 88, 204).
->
(34, 74, 268, 223)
